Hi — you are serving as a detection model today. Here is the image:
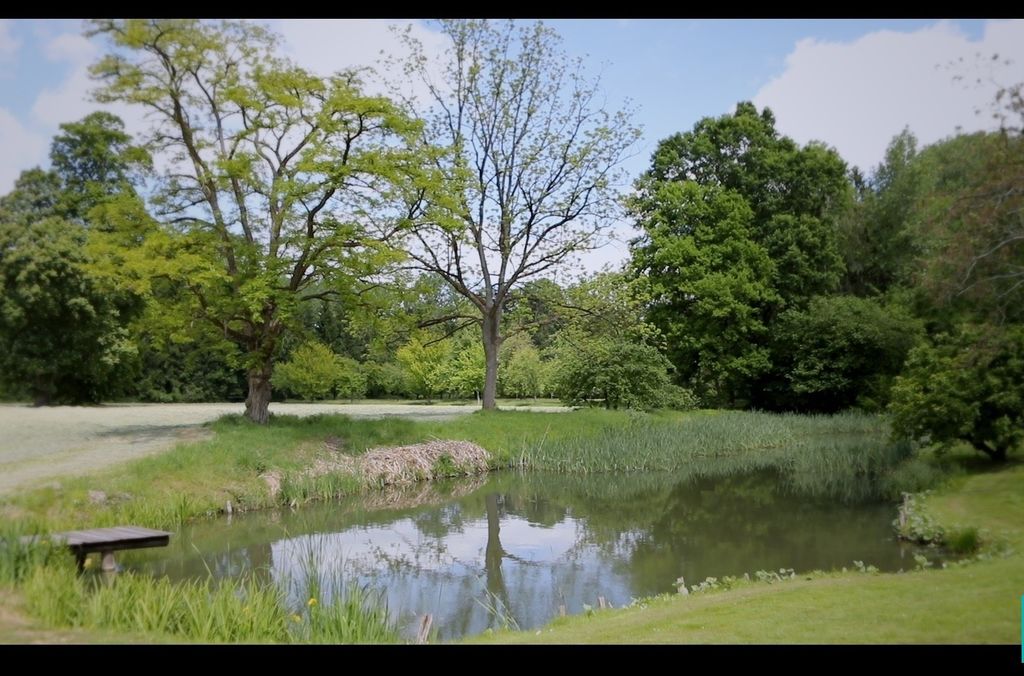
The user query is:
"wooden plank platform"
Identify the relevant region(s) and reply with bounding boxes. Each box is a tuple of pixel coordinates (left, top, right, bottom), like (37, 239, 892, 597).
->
(22, 526, 172, 572)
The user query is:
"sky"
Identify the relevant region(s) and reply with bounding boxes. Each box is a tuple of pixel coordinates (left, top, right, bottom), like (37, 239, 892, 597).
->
(1, 18, 1022, 269)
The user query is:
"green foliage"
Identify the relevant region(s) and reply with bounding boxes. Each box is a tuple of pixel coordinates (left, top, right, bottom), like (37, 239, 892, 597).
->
(20, 559, 397, 644)
(880, 456, 953, 499)
(889, 324, 1024, 462)
(436, 337, 486, 398)
(499, 333, 549, 399)
(550, 333, 683, 411)
(912, 131, 1024, 324)
(630, 102, 851, 407)
(130, 336, 245, 403)
(334, 356, 368, 401)
(0, 524, 67, 585)
(761, 295, 923, 412)
(630, 181, 777, 404)
(503, 279, 569, 350)
(0, 216, 137, 404)
(388, 19, 641, 408)
(87, 19, 423, 422)
(0, 168, 63, 225)
(363, 361, 408, 398)
(273, 343, 341, 401)
(395, 336, 450, 400)
(49, 111, 151, 221)
(272, 342, 366, 401)
(640, 101, 849, 309)
(946, 527, 981, 555)
(840, 129, 925, 296)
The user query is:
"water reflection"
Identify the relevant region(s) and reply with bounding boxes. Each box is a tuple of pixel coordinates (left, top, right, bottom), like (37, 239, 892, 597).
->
(126, 470, 931, 641)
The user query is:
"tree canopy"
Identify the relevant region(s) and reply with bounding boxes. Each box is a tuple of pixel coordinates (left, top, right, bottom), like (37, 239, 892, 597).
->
(87, 18, 423, 422)
(388, 19, 640, 409)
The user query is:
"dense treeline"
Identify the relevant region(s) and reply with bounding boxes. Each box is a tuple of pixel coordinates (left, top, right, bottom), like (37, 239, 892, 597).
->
(0, 19, 1019, 460)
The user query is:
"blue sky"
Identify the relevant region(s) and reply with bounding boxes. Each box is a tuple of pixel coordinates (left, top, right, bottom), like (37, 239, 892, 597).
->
(1, 19, 1020, 268)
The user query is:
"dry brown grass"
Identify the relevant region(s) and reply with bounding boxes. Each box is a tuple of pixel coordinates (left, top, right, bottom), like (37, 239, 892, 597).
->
(360, 439, 490, 485)
(261, 438, 491, 498)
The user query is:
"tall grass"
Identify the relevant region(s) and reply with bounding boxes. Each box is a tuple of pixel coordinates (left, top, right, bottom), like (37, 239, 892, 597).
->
(19, 552, 399, 644)
(486, 410, 921, 502)
(283, 536, 397, 643)
(0, 522, 67, 584)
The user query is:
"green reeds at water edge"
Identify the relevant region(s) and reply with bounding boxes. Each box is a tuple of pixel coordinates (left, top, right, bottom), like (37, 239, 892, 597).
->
(15, 545, 399, 644)
(511, 411, 926, 502)
(0, 522, 65, 584)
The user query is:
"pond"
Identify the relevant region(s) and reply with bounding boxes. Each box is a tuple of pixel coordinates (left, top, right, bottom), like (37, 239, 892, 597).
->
(123, 469, 933, 642)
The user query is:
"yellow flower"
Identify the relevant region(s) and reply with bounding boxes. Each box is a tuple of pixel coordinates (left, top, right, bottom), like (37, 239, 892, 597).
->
(307, 598, 318, 607)
(83, 558, 94, 569)
(292, 614, 302, 623)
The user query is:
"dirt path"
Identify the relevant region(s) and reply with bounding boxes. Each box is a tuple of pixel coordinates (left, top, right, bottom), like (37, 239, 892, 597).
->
(0, 402, 566, 496)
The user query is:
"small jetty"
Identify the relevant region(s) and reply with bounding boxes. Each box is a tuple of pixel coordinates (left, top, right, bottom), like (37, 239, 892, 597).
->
(24, 526, 172, 572)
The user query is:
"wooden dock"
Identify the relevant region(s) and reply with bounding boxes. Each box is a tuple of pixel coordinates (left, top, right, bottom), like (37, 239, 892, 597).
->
(25, 526, 172, 572)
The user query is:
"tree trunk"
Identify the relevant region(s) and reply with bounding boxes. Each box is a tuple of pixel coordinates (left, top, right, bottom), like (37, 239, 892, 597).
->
(976, 440, 1009, 463)
(32, 376, 52, 407)
(244, 360, 273, 424)
(484, 492, 509, 620)
(481, 307, 502, 410)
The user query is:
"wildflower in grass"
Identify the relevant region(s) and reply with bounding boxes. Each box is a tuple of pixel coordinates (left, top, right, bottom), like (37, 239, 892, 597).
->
(308, 597, 317, 607)
(292, 614, 302, 623)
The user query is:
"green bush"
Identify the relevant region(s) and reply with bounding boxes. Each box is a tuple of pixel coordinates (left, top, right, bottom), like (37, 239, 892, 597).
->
(890, 324, 1024, 462)
(946, 527, 981, 555)
(551, 335, 678, 411)
(273, 342, 365, 401)
(761, 295, 922, 413)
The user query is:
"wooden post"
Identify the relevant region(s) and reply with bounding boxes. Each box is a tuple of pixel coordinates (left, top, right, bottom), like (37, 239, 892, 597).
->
(597, 596, 608, 610)
(416, 614, 433, 644)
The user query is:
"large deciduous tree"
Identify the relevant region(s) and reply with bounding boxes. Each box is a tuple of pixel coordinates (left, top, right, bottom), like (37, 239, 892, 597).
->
(0, 216, 136, 405)
(50, 111, 151, 221)
(0, 113, 147, 405)
(88, 19, 421, 422)
(389, 19, 640, 409)
(629, 102, 850, 405)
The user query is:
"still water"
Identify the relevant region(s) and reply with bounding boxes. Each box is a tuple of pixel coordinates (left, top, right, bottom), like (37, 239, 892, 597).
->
(125, 470, 930, 641)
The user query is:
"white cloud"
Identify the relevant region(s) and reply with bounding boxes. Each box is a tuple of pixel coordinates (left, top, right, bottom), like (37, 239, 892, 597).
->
(0, 27, 148, 193)
(31, 33, 102, 129)
(0, 19, 22, 75)
(275, 19, 449, 100)
(753, 20, 1024, 173)
(0, 107, 47, 190)
(42, 31, 96, 64)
